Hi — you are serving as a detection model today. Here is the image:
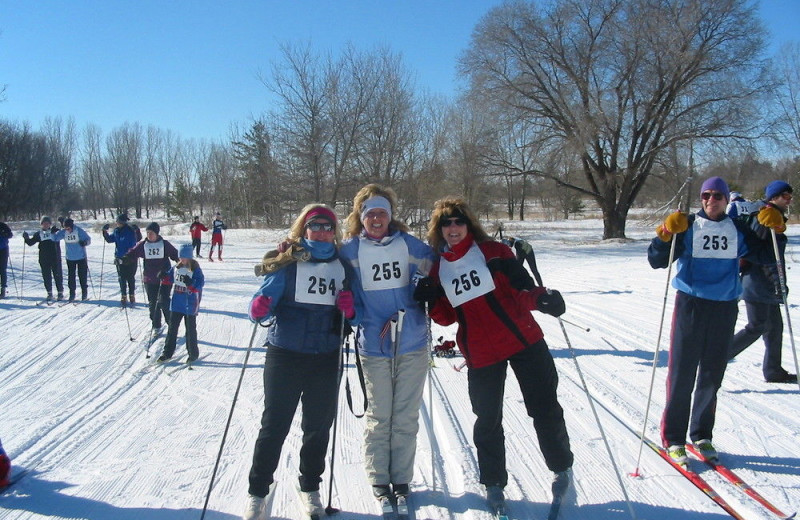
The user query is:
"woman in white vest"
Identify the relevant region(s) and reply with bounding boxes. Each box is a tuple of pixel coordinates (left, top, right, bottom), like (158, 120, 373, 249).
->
(338, 184, 435, 504)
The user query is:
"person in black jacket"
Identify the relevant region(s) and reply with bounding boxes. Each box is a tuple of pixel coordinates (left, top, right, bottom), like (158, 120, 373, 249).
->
(23, 216, 64, 301)
(729, 180, 797, 383)
(0, 222, 12, 299)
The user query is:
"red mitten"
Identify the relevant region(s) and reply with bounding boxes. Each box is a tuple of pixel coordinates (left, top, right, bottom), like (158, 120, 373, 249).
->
(336, 290, 355, 319)
(249, 295, 272, 321)
(0, 450, 10, 487)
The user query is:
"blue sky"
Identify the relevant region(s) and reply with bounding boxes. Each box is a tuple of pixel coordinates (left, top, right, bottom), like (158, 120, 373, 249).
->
(1, 0, 798, 143)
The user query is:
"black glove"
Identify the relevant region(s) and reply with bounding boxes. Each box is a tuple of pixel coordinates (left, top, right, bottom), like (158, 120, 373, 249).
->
(413, 277, 443, 305)
(114, 257, 124, 266)
(178, 274, 192, 285)
(22, 231, 29, 240)
(102, 224, 110, 231)
(537, 290, 566, 317)
(79, 240, 87, 247)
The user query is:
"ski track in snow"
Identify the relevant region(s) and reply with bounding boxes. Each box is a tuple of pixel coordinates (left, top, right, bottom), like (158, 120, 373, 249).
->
(0, 222, 798, 520)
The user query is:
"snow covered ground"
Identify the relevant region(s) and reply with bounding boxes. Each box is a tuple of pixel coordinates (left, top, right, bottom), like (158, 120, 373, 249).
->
(1, 217, 798, 520)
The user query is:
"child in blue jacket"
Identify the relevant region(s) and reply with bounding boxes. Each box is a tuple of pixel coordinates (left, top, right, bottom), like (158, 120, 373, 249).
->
(157, 244, 205, 363)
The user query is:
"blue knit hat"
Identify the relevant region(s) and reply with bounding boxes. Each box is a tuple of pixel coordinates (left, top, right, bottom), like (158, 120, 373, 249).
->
(765, 180, 792, 201)
(179, 244, 193, 259)
(700, 176, 730, 201)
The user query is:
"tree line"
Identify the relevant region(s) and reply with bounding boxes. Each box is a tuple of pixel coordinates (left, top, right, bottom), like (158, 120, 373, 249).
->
(1, 0, 799, 238)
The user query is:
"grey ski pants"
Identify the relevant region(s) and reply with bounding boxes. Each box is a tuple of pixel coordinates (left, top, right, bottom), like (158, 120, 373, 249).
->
(362, 347, 429, 486)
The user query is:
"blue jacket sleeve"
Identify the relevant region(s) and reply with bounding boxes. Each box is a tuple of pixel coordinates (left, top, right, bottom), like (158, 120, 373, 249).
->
(192, 267, 205, 290)
(52, 229, 65, 242)
(78, 227, 91, 246)
(249, 270, 287, 322)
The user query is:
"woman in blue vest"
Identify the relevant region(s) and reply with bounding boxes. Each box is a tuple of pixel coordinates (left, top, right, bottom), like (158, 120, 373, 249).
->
(243, 204, 357, 520)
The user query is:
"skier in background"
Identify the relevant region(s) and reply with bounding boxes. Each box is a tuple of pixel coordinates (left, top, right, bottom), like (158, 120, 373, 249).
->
(208, 212, 227, 261)
(23, 216, 64, 302)
(122, 222, 179, 331)
(189, 216, 208, 258)
(53, 218, 92, 302)
(0, 222, 13, 299)
(102, 214, 141, 307)
(729, 180, 797, 383)
(726, 191, 764, 219)
(157, 244, 205, 363)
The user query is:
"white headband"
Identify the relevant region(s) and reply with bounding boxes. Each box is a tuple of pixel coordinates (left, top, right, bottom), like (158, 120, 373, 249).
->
(360, 196, 392, 222)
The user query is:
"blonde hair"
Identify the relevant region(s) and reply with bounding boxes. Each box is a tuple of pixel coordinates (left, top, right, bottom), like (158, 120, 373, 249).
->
(254, 203, 339, 277)
(345, 184, 410, 238)
(288, 203, 341, 247)
(427, 197, 491, 252)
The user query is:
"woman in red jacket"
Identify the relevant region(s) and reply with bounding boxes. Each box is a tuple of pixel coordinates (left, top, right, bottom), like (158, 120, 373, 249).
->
(413, 197, 573, 513)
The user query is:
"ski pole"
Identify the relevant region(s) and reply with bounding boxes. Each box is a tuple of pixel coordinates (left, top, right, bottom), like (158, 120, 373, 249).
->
(391, 309, 406, 379)
(770, 229, 800, 393)
(8, 256, 18, 298)
(86, 262, 97, 300)
(325, 297, 350, 516)
(21, 237, 26, 299)
(139, 258, 147, 304)
(116, 262, 135, 342)
(146, 280, 166, 358)
(560, 317, 590, 332)
(199, 321, 261, 520)
(632, 236, 677, 477)
(556, 314, 637, 520)
(99, 238, 106, 299)
(425, 301, 436, 492)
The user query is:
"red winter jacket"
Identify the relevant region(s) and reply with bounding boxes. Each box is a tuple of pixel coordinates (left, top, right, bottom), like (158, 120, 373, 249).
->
(189, 222, 208, 239)
(428, 235, 547, 369)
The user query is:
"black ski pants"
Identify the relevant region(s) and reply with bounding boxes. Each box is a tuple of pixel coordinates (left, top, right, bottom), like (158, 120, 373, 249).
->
(162, 311, 198, 359)
(66, 258, 88, 298)
(116, 261, 137, 297)
(0, 248, 8, 289)
(191, 237, 202, 257)
(661, 292, 738, 447)
(467, 339, 573, 487)
(145, 283, 171, 329)
(39, 257, 63, 295)
(248, 345, 339, 497)
(729, 301, 785, 380)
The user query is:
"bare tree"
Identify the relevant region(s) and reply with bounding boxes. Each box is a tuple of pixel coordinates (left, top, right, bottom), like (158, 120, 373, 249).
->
(79, 123, 107, 219)
(265, 42, 332, 203)
(105, 123, 144, 217)
(461, 0, 772, 238)
(775, 42, 800, 153)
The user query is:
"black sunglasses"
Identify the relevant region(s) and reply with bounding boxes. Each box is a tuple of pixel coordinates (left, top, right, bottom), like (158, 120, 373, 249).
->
(306, 222, 334, 232)
(440, 217, 467, 228)
(701, 192, 725, 201)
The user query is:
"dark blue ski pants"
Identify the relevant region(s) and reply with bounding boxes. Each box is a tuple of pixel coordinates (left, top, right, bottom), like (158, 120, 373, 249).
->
(661, 291, 738, 447)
